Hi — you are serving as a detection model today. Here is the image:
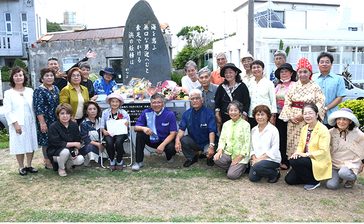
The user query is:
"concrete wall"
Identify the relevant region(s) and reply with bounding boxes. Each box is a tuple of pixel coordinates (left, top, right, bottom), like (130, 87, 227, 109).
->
(28, 37, 123, 88)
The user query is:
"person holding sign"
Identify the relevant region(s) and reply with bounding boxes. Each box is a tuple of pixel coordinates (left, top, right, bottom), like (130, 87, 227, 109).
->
(100, 93, 130, 171)
(132, 93, 178, 171)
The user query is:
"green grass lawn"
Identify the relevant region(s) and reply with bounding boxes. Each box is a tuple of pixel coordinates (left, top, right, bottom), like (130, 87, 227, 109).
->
(0, 129, 9, 149)
(0, 129, 363, 222)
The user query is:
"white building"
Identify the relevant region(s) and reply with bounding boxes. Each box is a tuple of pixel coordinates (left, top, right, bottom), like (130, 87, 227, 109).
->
(0, 0, 47, 67)
(213, 0, 364, 83)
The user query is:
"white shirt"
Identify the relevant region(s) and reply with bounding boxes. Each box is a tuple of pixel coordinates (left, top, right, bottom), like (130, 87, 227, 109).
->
(248, 77, 277, 117)
(181, 75, 200, 93)
(251, 122, 281, 164)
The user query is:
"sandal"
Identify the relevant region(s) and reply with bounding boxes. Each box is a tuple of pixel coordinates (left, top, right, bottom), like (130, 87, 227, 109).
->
(19, 168, 27, 176)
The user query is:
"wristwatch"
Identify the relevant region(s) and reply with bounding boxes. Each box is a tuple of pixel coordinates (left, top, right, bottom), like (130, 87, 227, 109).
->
(209, 143, 215, 147)
(324, 106, 328, 111)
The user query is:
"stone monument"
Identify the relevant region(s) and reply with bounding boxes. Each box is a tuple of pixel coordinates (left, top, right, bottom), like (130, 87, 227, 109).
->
(123, 0, 171, 85)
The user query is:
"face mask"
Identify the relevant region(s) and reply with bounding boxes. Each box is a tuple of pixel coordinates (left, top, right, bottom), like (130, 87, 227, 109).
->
(280, 78, 291, 83)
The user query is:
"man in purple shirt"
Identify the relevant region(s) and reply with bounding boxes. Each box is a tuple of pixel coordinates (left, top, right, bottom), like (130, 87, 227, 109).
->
(132, 93, 177, 171)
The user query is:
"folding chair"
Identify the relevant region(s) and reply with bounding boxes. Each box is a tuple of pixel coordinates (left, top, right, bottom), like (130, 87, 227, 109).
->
(99, 124, 134, 168)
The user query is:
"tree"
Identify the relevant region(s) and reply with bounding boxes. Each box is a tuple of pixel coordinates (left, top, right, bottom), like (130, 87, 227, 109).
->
(46, 19, 64, 33)
(174, 26, 213, 69)
(279, 39, 290, 56)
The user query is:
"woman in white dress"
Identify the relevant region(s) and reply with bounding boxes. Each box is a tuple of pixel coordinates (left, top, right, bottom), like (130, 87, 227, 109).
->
(3, 67, 38, 176)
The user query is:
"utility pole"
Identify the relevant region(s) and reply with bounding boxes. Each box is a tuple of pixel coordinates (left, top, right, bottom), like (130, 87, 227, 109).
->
(248, 0, 254, 55)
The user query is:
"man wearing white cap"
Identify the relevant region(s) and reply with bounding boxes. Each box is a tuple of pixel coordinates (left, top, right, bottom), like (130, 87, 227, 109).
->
(240, 52, 254, 87)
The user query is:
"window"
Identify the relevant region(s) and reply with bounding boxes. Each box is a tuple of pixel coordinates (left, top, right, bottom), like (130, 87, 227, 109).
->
(301, 46, 309, 52)
(21, 13, 28, 43)
(348, 27, 358, 31)
(107, 57, 123, 83)
(5, 13, 10, 21)
(21, 13, 27, 21)
(274, 10, 285, 24)
(7, 37, 10, 48)
(311, 46, 325, 52)
(5, 13, 12, 34)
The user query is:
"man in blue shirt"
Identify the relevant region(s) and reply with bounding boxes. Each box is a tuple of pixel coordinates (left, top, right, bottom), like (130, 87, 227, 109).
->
(175, 89, 217, 167)
(313, 52, 346, 127)
(132, 93, 177, 171)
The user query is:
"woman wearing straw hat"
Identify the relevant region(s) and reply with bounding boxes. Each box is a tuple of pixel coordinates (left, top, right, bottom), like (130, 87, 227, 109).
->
(100, 93, 130, 171)
(326, 108, 364, 189)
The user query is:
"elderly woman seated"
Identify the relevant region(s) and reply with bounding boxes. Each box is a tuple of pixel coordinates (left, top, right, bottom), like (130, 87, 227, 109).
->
(48, 103, 84, 177)
(213, 100, 250, 180)
(326, 108, 364, 189)
(284, 103, 332, 190)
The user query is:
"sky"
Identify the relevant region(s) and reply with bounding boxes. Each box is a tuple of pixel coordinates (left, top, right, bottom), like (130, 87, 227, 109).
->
(42, 0, 235, 40)
(42, 0, 364, 52)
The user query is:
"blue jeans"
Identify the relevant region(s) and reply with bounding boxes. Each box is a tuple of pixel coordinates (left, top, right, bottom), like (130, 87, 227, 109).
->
(249, 160, 280, 182)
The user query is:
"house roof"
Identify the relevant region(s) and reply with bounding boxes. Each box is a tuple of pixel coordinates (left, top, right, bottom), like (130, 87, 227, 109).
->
(37, 26, 124, 43)
(234, 0, 340, 12)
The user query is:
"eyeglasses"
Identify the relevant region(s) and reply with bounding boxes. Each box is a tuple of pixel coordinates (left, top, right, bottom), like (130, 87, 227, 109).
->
(151, 101, 163, 105)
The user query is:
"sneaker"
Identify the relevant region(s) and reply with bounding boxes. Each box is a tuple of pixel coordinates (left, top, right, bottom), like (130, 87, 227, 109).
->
(183, 156, 198, 167)
(268, 170, 281, 183)
(304, 182, 321, 190)
(58, 168, 67, 177)
(131, 162, 144, 171)
(344, 180, 355, 189)
(19, 168, 27, 176)
(26, 166, 38, 173)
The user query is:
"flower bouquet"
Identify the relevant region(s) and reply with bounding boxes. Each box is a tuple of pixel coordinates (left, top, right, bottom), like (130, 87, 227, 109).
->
(128, 78, 151, 100)
(154, 80, 188, 100)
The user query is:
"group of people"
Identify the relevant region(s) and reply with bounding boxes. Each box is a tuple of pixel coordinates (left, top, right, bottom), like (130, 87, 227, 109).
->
(172, 51, 364, 190)
(3, 50, 364, 190)
(4, 51, 125, 177)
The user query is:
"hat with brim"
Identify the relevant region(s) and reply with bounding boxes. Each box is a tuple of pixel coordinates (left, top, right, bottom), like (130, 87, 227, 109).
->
(328, 108, 360, 127)
(275, 63, 297, 80)
(106, 93, 124, 105)
(99, 67, 115, 78)
(220, 63, 242, 77)
(241, 52, 254, 61)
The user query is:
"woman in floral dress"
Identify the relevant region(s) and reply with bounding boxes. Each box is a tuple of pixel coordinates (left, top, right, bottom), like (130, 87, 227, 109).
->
(279, 58, 325, 157)
(33, 68, 60, 169)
